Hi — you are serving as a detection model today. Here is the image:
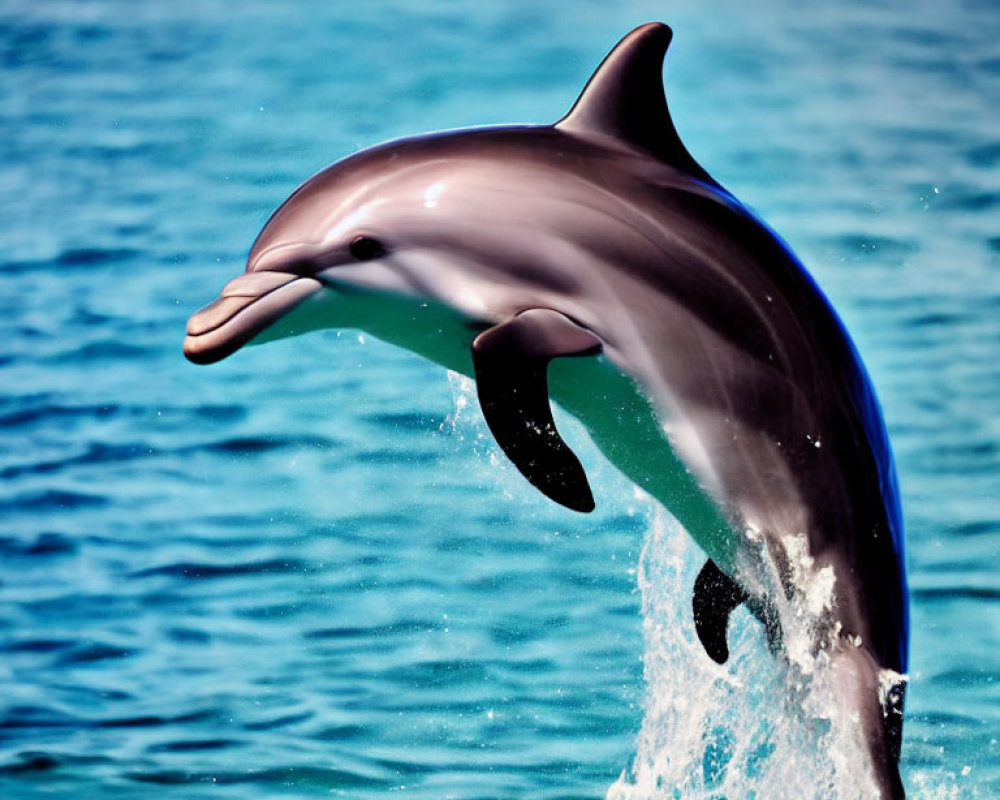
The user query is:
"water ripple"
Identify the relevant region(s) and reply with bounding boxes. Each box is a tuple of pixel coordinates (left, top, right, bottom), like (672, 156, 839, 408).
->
(303, 620, 444, 640)
(131, 558, 311, 581)
(0, 533, 77, 557)
(55, 643, 137, 666)
(0, 402, 122, 427)
(146, 738, 244, 753)
(243, 711, 313, 731)
(200, 435, 336, 454)
(55, 247, 140, 267)
(126, 765, 393, 788)
(912, 586, 1000, 601)
(0, 443, 155, 480)
(0, 490, 108, 512)
(0, 751, 113, 775)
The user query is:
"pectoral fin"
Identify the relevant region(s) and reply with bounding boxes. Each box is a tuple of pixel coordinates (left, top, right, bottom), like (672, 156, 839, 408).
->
(471, 309, 602, 513)
(693, 559, 749, 664)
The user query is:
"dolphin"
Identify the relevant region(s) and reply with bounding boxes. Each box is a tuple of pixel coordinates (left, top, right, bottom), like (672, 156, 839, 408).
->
(184, 23, 909, 797)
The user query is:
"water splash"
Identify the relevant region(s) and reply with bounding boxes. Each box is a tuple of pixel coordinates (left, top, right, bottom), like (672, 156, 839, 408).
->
(445, 370, 507, 471)
(445, 371, 963, 799)
(607, 508, 885, 800)
(444, 371, 477, 434)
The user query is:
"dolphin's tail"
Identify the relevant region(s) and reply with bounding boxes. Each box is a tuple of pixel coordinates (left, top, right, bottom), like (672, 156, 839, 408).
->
(832, 646, 907, 799)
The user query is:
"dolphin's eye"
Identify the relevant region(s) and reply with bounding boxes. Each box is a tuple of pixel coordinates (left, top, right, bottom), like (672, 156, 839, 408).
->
(349, 235, 384, 261)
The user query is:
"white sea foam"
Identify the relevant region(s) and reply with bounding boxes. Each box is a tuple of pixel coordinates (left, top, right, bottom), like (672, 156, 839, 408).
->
(606, 507, 886, 800)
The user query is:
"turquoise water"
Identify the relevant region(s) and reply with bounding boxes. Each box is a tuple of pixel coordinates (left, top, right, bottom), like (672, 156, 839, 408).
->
(2, 0, 998, 797)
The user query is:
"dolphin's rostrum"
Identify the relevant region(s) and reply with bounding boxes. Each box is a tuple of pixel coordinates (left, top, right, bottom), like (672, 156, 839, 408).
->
(185, 23, 909, 798)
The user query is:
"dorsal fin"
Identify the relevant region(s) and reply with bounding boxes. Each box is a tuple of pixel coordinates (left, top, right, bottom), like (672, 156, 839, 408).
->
(556, 23, 713, 184)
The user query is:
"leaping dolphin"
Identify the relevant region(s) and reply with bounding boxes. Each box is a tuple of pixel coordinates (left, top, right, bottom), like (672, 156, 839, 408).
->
(184, 23, 909, 797)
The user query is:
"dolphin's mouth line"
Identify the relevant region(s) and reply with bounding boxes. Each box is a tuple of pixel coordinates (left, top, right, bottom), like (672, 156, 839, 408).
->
(183, 271, 324, 365)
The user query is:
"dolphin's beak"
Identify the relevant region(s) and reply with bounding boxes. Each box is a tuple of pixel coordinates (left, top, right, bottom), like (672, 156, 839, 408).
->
(183, 271, 323, 364)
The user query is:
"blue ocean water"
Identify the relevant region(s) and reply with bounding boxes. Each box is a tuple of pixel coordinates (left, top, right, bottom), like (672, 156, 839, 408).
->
(1, 0, 998, 798)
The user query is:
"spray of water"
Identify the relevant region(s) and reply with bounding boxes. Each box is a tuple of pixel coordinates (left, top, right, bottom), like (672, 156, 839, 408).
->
(444, 371, 503, 466)
(445, 370, 958, 800)
(605, 507, 889, 800)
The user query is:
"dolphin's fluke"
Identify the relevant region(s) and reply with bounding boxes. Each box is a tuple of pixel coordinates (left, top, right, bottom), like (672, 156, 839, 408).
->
(692, 559, 749, 664)
(556, 22, 714, 185)
(471, 309, 602, 513)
